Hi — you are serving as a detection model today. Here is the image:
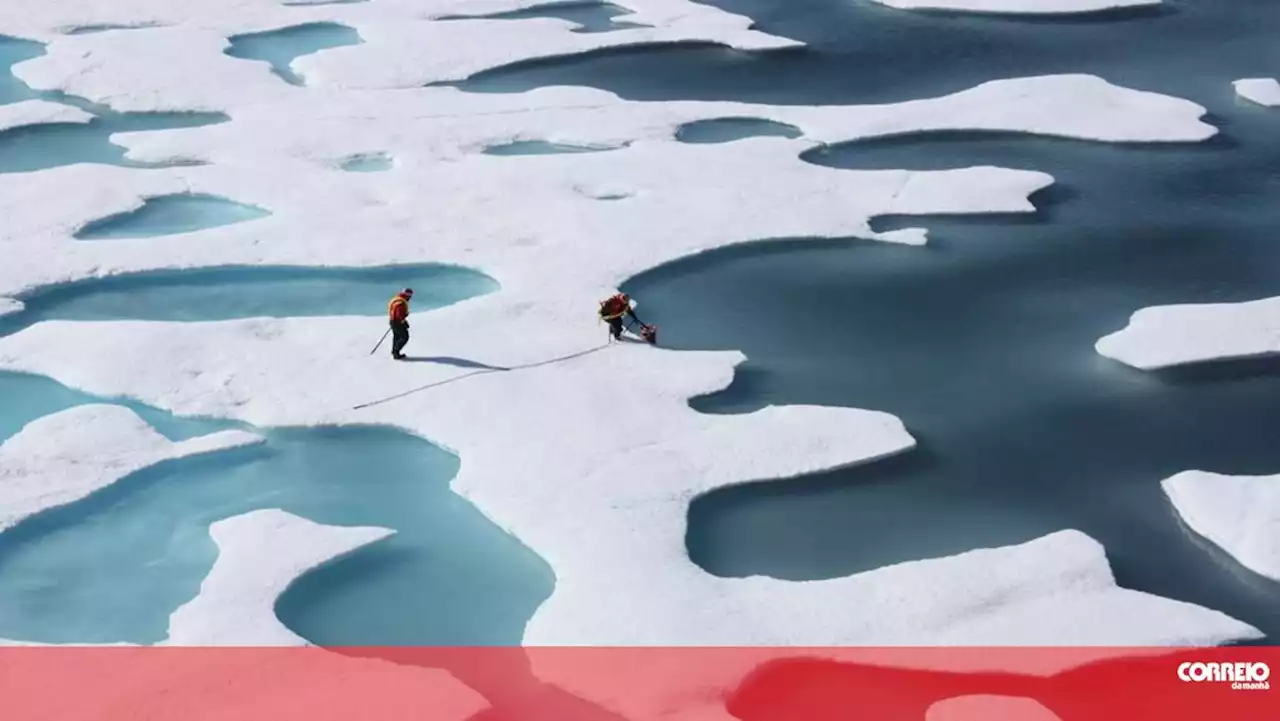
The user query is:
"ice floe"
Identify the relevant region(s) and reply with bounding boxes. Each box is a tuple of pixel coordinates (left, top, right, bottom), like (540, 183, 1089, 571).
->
(0, 98, 93, 133)
(0, 75, 1212, 297)
(166, 509, 394, 645)
(5, 0, 792, 103)
(0, 298, 20, 319)
(0, 0, 1255, 712)
(1163, 471, 1280, 583)
(868, 0, 1159, 14)
(1096, 296, 1280, 369)
(1234, 78, 1280, 107)
(0, 404, 259, 532)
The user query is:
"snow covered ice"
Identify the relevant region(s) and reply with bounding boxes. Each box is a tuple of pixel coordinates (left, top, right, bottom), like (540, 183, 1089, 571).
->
(1235, 78, 1280, 107)
(1096, 296, 1280, 369)
(1163, 471, 1280, 584)
(0, 405, 259, 533)
(1, 0, 1277, 716)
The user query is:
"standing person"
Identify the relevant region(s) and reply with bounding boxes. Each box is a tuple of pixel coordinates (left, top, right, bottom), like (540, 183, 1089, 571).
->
(388, 288, 413, 360)
(598, 292, 655, 343)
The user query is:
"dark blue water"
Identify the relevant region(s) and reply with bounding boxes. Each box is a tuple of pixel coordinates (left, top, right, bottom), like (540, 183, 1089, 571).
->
(456, 0, 1280, 108)
(224, 23, 362, 86)
(435, 1, 1280, 640)
(676, 117, 801, 143)
(436, 2, 648, 33)
(626, 123, 1280, 639)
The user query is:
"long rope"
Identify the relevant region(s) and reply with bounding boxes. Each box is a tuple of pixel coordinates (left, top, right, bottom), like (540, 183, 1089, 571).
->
(351, 343, 613, 411)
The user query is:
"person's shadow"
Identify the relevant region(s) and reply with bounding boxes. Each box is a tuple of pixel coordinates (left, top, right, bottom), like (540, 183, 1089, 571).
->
(399, 356, 511, 371)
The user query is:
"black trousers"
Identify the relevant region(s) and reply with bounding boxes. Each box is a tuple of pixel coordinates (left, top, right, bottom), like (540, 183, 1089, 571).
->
(390, 320, 410, 356)
(607, 317, 624, 339)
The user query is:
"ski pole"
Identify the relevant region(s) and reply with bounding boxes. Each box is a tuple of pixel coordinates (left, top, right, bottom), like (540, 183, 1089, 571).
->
(370, 327, 392, 355)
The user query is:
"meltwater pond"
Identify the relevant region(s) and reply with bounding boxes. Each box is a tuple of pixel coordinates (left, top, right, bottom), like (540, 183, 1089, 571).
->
(0, 418, 552, 645)
(0, 263, 497, 337)
(74, 194, 270, 239)
(0, 262, 547, 645)
(455, 0, 1280, 111)
(2, 36, 226, 174)
(225, 23, 362, 86)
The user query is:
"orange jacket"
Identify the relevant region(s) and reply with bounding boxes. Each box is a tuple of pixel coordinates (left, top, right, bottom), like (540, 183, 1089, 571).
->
(388, 294, 410, 322)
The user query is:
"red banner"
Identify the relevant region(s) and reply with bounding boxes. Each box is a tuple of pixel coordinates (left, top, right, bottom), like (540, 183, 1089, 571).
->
(1, 646, 1275, 720)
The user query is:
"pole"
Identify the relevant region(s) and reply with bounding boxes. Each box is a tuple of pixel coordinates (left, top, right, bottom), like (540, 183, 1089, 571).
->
(370, 327, 392, 355)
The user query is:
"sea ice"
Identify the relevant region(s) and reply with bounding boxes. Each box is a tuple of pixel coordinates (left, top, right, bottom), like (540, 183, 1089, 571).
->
(0, 98, 93, 133)
(0, 404, 260, 533)
(0, 0, 1256, 715)
(0, 75, 1212, 297)
(1095, 296, 1280, 369)
(1234, 78, 1280, 107)
(867, 0, 1159, 13)
(165, 509, 394, 645)
(0, 298, 20, 319)
(1163, 470, 1280, 583)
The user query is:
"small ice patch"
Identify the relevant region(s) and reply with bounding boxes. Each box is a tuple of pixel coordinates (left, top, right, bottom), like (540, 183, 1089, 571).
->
(1095, 296, 1280, 369)
(1163, 470, 1280, 583)
(0, 99, 94, 133)
(1234, 78, 1280, 107)
(0, 298, 21, 319)
(165, 509, 393, 645)
(73, 193, 271, 240)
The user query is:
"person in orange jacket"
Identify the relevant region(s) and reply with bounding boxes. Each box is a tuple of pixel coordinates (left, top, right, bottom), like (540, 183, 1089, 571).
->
(388, 288, 413, 360)
(598, 292, 655, 343)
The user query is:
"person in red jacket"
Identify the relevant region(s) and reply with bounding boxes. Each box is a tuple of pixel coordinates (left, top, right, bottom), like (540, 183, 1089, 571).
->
(388, 288, 413, 360)
(598, 292, 655, 343)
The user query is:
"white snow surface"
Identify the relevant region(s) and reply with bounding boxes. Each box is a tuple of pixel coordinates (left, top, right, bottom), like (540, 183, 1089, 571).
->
(869, 0, 1157, 14)
(0, 98, 94, 133)
(0, 298, 21, 318)
(1234, 78, 1280, 107)
(1163, 470, 1280, 583)
(927, 696, 1062, 721)
(0, 0, 1255, 715)
(0, 74, 1213, 296)
(0, 404, 260, 532)
(1096, 296, 1280, 369)
(166, 509, 394, 645)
